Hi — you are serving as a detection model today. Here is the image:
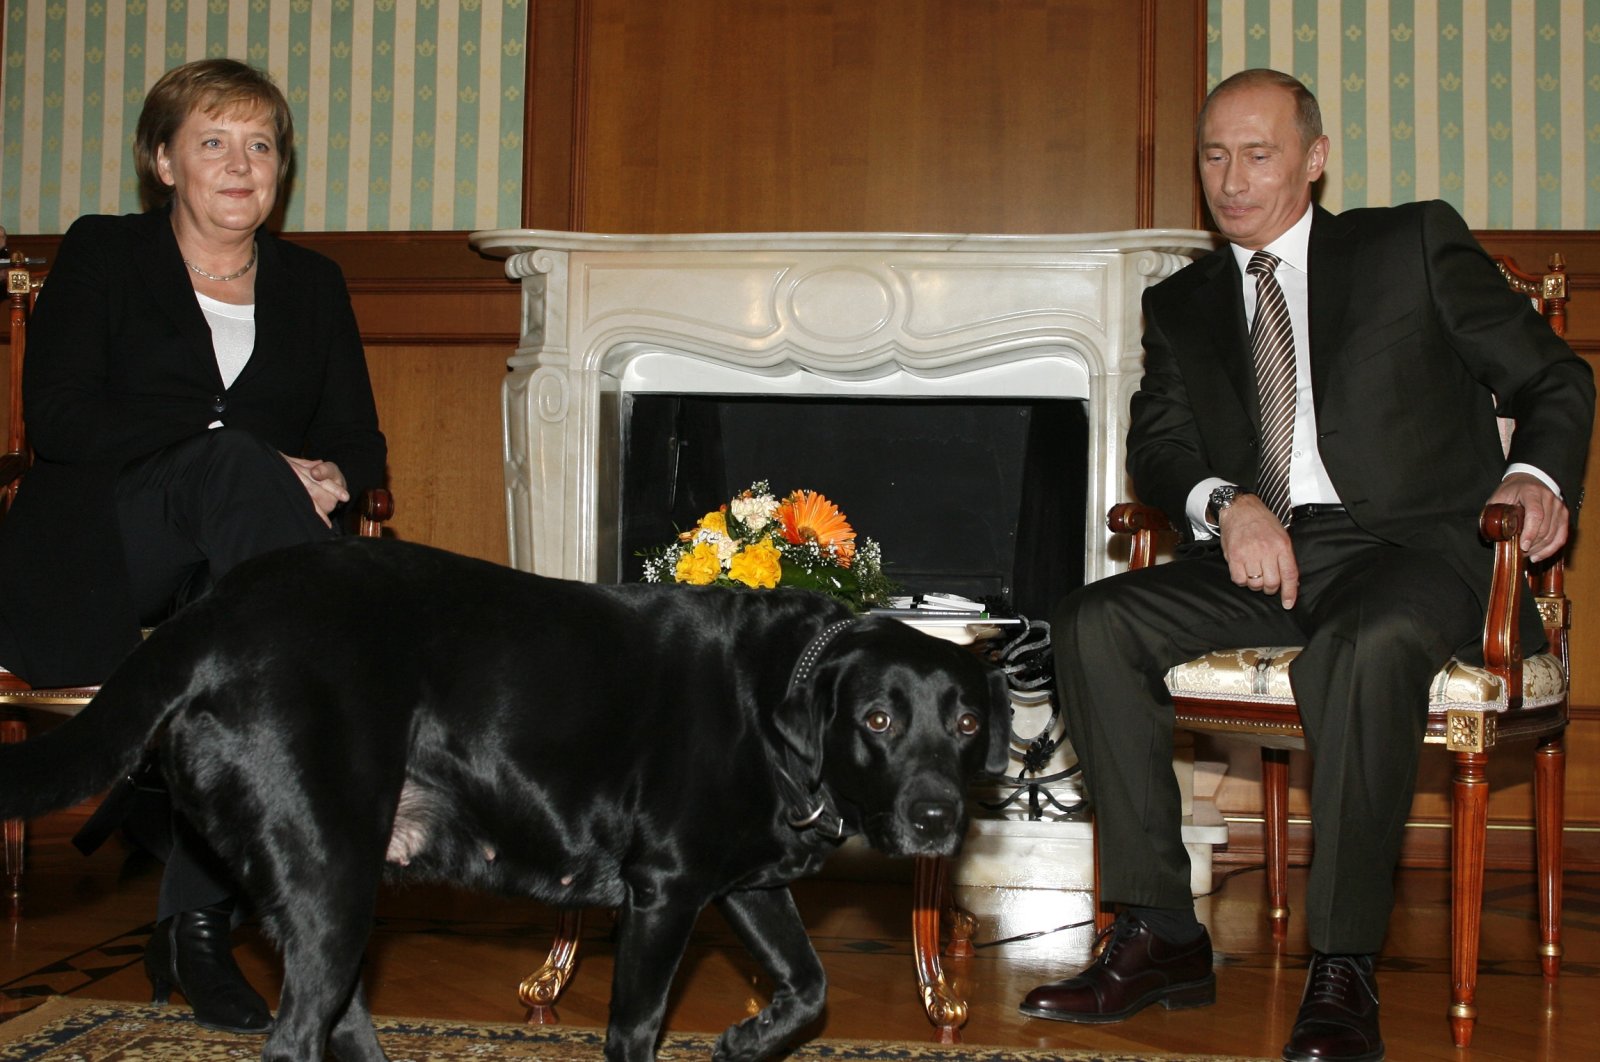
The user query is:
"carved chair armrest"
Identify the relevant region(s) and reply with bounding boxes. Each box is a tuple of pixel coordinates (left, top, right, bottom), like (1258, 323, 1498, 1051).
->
(1106, 501, 1176, 571)
(1477, 502, 1526, 693)
(356, 487, 394, 539)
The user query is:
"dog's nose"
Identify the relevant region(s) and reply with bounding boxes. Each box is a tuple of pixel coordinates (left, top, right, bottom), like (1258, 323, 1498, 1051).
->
(909, 799, 959, 837)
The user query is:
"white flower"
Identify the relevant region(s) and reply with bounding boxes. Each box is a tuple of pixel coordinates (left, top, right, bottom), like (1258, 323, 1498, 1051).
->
(731, 493, 778, 526)
(693, 528, 739, 564)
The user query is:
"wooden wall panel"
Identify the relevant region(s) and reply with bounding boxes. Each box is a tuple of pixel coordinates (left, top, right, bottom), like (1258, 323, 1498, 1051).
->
(363, 342, 511, 565)
(1150, 0, 1206, 230)
(528, 0, 1199, 235)
(297, 233, 519, 564)
(526, 0, 582, 229)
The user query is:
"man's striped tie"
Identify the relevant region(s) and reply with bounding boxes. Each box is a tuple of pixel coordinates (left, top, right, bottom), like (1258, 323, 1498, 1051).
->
(1247, 251, 1295, 524)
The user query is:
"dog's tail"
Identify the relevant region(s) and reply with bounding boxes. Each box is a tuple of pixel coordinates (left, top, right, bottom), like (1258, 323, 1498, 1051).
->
(0, 635, 184, 821)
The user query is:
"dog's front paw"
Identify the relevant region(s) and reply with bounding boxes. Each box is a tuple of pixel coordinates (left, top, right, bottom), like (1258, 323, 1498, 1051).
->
(712, 1010, 787, 1062)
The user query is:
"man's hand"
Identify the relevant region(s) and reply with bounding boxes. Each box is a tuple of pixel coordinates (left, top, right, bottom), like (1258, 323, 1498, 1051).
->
(1219, 494, 1300, 608)
(283, 455, 350, 528)
(1487, 472, 1569, 563)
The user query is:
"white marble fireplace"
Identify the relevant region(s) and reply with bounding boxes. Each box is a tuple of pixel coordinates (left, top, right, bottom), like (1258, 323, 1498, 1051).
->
(468, 228, 1216, 588)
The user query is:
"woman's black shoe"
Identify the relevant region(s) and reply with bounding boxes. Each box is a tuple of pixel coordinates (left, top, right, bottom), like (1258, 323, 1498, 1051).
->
(144, 904, 272, 1034)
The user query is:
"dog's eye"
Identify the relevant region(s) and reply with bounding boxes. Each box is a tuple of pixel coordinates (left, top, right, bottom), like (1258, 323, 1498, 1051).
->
(865, 709, 892, 733)
(956, 712, 981, 737)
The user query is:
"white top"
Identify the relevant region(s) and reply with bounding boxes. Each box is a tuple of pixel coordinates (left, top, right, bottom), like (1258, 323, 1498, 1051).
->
(195, 291, 256, 392)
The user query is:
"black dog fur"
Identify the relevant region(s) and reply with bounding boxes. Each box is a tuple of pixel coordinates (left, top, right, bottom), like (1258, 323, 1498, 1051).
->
(0, 537, 1010, 1061)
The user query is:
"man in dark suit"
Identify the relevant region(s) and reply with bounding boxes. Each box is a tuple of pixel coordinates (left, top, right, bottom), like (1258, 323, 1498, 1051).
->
(1018, 69, 1592, 1062)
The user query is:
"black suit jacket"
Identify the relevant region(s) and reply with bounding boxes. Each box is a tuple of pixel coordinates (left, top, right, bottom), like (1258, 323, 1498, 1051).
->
(0, 210, 386, 685)
(1128, 200, 1593, 643)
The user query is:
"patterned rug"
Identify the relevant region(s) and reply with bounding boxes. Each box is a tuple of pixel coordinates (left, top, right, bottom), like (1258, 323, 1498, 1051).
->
(0, 996, 1273, 1061)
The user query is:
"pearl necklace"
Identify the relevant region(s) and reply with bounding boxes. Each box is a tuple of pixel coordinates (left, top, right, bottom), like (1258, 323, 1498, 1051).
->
(184, 244, 257, 282)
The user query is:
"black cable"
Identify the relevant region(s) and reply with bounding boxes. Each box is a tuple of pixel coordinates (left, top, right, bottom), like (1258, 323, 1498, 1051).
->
(969, 863, 1267, 949)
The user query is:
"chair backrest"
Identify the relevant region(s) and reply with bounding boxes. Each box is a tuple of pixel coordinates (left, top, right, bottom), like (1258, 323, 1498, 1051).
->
(1490, 253, 1569, 460)
(1495, 253, 1568, 336)
(2, 239, 44, 513)
(1488, 252, 1572, 677)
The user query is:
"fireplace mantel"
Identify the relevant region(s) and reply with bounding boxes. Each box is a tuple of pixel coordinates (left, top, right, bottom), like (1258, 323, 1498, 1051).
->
(469, 228, 1216, 584)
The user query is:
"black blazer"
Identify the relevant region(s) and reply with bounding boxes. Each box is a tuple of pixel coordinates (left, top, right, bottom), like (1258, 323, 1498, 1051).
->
(0, 211, 386, 685)
(1128, 200, 1593, 643)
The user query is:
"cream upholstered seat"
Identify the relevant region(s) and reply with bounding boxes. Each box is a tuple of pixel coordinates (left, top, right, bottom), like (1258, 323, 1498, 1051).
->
(1164, 643, 1566, 715)
(1099, 252, 1574, 1052)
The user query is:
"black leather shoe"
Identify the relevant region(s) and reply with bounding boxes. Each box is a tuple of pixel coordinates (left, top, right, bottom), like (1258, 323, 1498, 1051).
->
(1282, 953, 1384, 1062)
(1019, 915, 1215, 1024)
(145, 904, 272, 1034)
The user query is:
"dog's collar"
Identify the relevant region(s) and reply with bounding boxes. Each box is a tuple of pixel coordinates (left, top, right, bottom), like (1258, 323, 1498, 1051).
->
(785, 617, 857, 700)
(781, 777, 852, 840)
(787, 795, 846, 836)
(778, 617, 859, 839)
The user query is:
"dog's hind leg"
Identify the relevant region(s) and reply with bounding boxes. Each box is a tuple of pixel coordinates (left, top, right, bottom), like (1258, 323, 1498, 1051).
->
(710, 887, 827, 1062)
(604, 901, 701, 1062)
(244, 831, 389, 1062)
(262, 905, 386, 1062)
(326, 978, 387, 1062)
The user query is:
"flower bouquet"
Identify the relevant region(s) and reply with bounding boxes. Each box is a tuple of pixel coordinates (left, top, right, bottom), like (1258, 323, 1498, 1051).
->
(640, 481, 896, 611)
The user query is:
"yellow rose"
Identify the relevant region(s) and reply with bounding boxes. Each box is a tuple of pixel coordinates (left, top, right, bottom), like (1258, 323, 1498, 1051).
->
(728, 538, 782, 589)
(700, 510, 728, 536)
(674, 542, 723, 585)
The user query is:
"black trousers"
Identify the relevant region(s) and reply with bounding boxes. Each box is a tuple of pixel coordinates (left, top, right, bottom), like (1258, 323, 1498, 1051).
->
(1052, 512, 1481, 954)
(114, 429, 335, 920)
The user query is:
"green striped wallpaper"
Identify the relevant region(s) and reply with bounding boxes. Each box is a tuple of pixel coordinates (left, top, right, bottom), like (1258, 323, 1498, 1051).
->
(6, 4, 1594, 234)
(1208, 0, 1600, 229)
(0, 0, 526, 233)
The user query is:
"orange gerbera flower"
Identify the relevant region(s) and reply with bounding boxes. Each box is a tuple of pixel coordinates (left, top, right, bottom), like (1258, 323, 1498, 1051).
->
(776, 490, 857, 567)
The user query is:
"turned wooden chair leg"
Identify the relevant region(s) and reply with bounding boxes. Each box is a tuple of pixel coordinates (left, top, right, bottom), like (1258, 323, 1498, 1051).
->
(1091, 816, 1113, 935)
(1261, 747, 1291, 938)
(1534, 735, 1565, 980)
(1450, 751, 1490, 1049)
(520, 907, 584, 1024)
(912, 854, 967, 1042)
(2, 712, 25, 906)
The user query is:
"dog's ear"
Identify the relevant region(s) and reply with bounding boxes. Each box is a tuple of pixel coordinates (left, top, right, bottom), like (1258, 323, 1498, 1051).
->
(770, 688, 826, 774)
(984, 667, 1013, 776)
(770, 654, 845, 792)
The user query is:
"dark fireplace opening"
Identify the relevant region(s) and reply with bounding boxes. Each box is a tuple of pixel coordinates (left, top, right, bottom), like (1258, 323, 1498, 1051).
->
(617, 394, 1089, 619)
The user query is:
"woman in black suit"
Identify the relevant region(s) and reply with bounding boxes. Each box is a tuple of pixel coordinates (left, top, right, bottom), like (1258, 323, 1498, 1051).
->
(0, 59, 385, 1033)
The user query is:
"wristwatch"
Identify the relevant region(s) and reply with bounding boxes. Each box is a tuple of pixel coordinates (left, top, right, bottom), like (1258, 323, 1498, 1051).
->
(1206, 484, 1256, 526)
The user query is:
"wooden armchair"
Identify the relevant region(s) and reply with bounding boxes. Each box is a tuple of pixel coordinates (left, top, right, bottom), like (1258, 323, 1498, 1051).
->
(0, 241, 395, 908)
(1101, 253, 1574, 1050)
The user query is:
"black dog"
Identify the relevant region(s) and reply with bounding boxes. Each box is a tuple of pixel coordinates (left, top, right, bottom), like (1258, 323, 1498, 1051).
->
(1, 537, 1009, 1061)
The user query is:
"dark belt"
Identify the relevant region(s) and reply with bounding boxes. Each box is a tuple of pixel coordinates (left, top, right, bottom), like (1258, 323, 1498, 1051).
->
(1290, 503, 1347, 522)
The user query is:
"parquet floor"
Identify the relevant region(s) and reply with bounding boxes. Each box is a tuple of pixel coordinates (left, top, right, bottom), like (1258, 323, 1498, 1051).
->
(3, 805, 1597, 1060)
